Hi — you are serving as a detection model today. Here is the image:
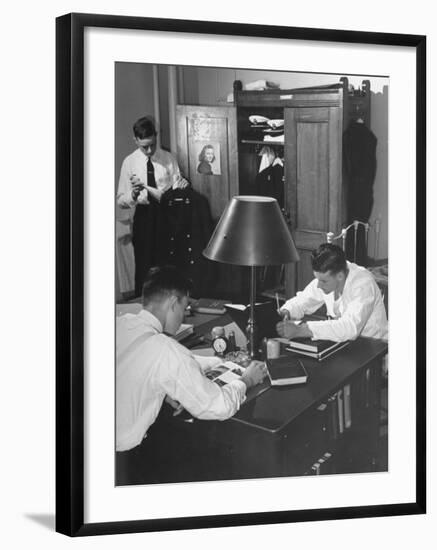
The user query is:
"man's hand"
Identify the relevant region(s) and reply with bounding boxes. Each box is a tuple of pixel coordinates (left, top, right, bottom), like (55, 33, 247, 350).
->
(276, 320, 299, 339)
(130, 174, 145, 200)
(174, 175, 190, 189)
(241, 360, 268, 389)
(277, 308, 291, 320)
(276, 320, 312, 340)
(165, 396, 185, 417)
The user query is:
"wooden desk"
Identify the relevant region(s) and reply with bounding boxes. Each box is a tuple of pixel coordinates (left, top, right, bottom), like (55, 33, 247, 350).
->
(173, 313, 388, 483)
(214, 337, 387, 480)
(116, 309, 388, 484)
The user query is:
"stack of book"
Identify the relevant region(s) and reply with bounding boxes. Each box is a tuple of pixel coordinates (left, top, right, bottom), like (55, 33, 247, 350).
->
(286, 338, 349, 361)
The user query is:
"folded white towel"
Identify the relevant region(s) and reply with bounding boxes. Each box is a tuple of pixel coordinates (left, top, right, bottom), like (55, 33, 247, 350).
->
(263, 134, 284, 142)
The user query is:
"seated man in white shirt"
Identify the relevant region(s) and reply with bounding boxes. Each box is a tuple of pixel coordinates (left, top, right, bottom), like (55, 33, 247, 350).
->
(116, 265, 266, 483)
(276, 243, 388, 343)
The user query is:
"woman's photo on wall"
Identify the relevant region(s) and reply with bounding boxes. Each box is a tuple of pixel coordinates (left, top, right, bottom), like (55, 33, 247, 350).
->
(196, 142, 221, 175)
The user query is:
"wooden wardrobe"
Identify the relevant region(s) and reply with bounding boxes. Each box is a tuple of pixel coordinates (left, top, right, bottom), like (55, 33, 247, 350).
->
(176, 78, 371, 301)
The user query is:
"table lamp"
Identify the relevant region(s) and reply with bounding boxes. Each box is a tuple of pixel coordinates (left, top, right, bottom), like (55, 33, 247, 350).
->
(203, 196, 300, 358)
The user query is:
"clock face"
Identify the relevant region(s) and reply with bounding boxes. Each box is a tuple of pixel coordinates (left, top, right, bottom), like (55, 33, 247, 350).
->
(212, 337, 228, 354)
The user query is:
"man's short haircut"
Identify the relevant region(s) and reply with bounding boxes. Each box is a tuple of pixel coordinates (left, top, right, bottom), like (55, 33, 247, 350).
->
(133, 116, 157, 140)
(142, 265, 192, 306)
(311, 243, 347, 275)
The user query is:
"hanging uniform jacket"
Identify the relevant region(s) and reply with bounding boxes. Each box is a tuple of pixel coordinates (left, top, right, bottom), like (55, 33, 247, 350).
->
(255, 162, 284, 208)
(343, 121, 377, 265)
(157, 188, 217, 296)
(343, 121, 377, 223)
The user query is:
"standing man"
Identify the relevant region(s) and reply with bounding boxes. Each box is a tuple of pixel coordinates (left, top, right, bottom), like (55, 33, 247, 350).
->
(117, 116, 189, 296)
(276, 243, 388, 342)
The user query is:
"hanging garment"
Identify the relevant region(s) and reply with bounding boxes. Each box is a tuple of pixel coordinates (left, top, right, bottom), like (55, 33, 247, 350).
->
(258, 146, 276, 173)
(115, 207, 135, 296)
(343, 121, 377, 264)
(157, 188, 217, 297)
(255, 162, 284, 208)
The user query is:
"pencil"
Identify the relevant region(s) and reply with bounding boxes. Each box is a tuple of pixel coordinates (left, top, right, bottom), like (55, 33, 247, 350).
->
(275, 292, 280, 311)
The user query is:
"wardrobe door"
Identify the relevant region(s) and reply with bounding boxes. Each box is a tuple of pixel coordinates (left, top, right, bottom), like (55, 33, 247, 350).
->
(176, 105, 244, 301)
(176, 105, 238, 221)
(284, 106, 343, 295)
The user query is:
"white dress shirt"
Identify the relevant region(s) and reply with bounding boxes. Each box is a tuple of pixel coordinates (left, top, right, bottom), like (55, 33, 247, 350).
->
(116, 147, 182, 208)
(281, 262, 388, 342)
(116, 309, 246, 451)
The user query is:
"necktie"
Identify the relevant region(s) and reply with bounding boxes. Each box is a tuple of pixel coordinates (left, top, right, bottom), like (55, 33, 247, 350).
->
(147, 159, 156, 188)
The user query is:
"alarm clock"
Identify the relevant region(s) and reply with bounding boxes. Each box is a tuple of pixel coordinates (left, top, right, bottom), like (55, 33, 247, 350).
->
(212, 335, 229, 356)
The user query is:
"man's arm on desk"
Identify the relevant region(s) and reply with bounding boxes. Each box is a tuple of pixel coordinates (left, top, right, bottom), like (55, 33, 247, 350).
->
(276, 319, 313, 340)
(279, 279, 325, 320)
(163, 343, 266, 420)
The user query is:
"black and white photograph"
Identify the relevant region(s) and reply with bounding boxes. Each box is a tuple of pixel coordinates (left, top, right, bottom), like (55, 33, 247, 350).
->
(3, 0, 435, 546)
(114, 62, 390, 487)
(53, 11, 426, 539)
(196, 142, 221, 175)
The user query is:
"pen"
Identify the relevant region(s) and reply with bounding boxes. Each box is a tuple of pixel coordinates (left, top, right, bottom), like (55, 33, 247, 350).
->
(275, 292, 280, 311)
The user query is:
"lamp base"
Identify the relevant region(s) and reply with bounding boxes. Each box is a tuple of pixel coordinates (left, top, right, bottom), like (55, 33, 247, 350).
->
(246, 322, 260, 360)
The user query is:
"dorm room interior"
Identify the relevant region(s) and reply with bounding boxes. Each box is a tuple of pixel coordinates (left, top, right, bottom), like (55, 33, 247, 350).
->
(115, 63, 389, 484)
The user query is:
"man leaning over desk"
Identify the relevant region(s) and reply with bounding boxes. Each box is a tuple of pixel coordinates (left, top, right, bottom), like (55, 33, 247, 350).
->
(116, 265, 267, 455)
(276, 243, 388, 342)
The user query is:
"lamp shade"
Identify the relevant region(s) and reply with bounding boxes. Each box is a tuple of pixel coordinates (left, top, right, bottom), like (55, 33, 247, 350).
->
(203, 196, 300, 266)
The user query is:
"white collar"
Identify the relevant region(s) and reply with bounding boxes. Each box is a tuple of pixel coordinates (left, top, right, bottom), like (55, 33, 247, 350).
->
(138, 309, 163, 333)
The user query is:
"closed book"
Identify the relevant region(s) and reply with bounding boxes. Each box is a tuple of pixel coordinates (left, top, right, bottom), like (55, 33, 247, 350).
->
(287, 337, 337, 353)
(190, 298, 228, 315)
(266, 355, 308, 386)
(286, 339, 349, 360)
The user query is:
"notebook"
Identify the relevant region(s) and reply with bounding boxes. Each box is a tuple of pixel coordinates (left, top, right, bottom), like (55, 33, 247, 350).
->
(224, 301, 281, 340)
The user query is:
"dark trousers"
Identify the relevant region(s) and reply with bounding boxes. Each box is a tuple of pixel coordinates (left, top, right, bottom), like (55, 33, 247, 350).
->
(115, 404, 229, 486)
(132, 201, 160, 296)
(116, 403, 208, 485)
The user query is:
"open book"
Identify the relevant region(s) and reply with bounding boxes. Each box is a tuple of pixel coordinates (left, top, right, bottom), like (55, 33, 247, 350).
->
(204, 360, 246, 386)
(173, 359, 269, 420)
(204, 359, 269, 403)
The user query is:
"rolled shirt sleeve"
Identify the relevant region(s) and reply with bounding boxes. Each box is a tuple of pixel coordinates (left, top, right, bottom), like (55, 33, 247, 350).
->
(159, 344, 246, 420)
(168, 154, 182, 188)
(116, 157, 137, 208)
(193, 354, 223, 373)
(281, 279, 325, 320)
(307, 282, 377, 342)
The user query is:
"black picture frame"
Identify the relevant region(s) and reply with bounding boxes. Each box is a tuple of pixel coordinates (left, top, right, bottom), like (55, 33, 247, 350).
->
(56, 12, 426, 537)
